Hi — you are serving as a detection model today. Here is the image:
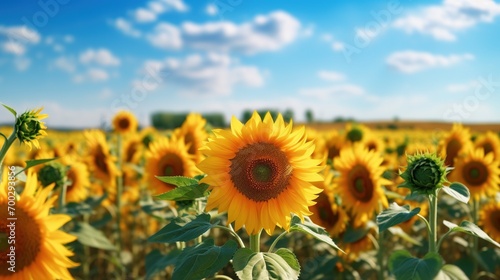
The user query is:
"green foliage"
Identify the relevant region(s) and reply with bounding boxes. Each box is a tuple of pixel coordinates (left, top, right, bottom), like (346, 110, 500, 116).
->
(172, 239, 237, 280)
(70, 222, 116, 250)
(148, 213, 215, 243)
(289, 215, 344, 253)
(389, 251, 442, 280)
(150, 112, 225, 129)
(305, 109, 314, 123)
(443, 220, 500, 248)
(15, 157, 57, 176)
(441, 183, 470, 204)
(154, 175, 210, 201)
(435, 264, 468, 280)
(233, 248, 300, 280)
(145, 249, 181, 280)
(1, 103, 17, 117)
(377, 202, 421, 232)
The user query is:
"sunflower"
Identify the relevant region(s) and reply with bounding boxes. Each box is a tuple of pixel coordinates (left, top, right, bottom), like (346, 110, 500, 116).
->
(122, 135, 143, 189)
(310, 165, 349, 237)
(0, 170, 78, 279)
(333, 144, 390, 227)
(449, 147, 500, 201)
(474, 131, 500, 160)
(363, 132, 385, 154)
(173, 113, 208, 164)
(438, 123, 472, 168)
(15, 107, 48, 150)
(340, 231, 373, 262)
(198, 112, 323, 235)
(145, 136, 199, 194)
(112, 111, 138, 134)
(84, 129, 119, 187)
(62, 157, 90, 203)
(323, 131, 345, 162)
(480, 201, 500, 242)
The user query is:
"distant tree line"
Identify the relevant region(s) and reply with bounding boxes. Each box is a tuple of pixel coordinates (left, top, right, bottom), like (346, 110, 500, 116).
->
(151, 112, 226, 129)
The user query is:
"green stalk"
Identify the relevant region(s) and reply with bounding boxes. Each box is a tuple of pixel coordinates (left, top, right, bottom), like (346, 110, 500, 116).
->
(58, 181, 68, 211)
(428, 193, 438, 254)
(0, 129, 17, 168)
(83, 214, 91, 280)
(377, 230, 384, 280)
(471, 198, 479, 280)
(268, 231, 288, 253)
(212, 225, 245, 248)
(115, 134, 125, 276)
(249, 230, 262, 253)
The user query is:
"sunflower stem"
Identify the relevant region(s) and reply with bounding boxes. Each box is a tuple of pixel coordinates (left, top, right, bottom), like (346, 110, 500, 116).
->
(249, 231, 262, 253)
(213, 225, 245, 248)
(471, 198, 479, 280)
(83, 214, 91, 279)
(268, 231, 288, 253)
(376, 229, 384, 280)
(0, 128, 17, 168)
(115, 134, 125, 276)
(58, 181, 68, 211)
(428, 192, 438, 254)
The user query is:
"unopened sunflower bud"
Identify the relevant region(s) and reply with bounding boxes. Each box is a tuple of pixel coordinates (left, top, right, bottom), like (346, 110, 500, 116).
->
(15, 107, 48, 150)
(39, 162, 67, 189)
(399, 152, 450, 195)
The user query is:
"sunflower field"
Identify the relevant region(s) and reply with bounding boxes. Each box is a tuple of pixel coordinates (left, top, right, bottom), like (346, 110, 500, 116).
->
(1, 104, 500, 280)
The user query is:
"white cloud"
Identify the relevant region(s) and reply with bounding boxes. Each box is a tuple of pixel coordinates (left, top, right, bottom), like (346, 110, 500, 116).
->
(205, 4, 218, 16)
(53, 44, 64, 52)
(64, 35, 74, 43)
(99, 88, 114, 99)
(331, 41, 344, 52)
(13, 57, 31, 71)
(0, 25, 41, 44)
(112, 18, 142, 38)
(45, 36, 54, 45)
(318, 70, 345, 82)
(321, 33, 333, 42)
(141, 53, 264, 96)
(73, 68, 110, 83)
(393, 0, 500, 41)
(132, 0, 188, 23)
(147, 11, 302, 54)
(147, 23, 183, 49)
(80, 48, 121, 66)
(299, 84, 365, 99)
(134, 8, 157, 22)
(386, 51, 474, 73)
(53, 56, 77, 73)
(2, 41, 25, 55)
(0, 25, 41, 56)
(446, 80, 478, 93)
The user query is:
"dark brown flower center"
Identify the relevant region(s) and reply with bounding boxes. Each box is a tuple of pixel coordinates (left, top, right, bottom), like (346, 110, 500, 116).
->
(0, 205, 42, 275)
(491, 208, 500, 232)
(159, 153, 185, 188)
(184, 132, 197, 155)
(118, 117, 130, 130)
(67, 168, 76, 192)
(348, 165, 374, 202)
(126, 141, 139, 163)
(462, 161, 488, 186)
(328, 145, 340, 160)
(94, 145, 110, 175)
(315, 193, 339, 227)
(445, 139, 462, 167)
(229, 142, 292, 202)
(480, 142, 494, 157)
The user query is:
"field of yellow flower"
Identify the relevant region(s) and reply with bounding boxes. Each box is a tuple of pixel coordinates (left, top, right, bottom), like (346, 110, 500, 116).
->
(1, 105, 499, 280)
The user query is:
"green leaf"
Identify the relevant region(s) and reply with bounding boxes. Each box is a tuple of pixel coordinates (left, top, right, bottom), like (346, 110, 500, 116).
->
(146, 249, 181, 280)
(61, 202, 93, 217)
(172, 239, 237, 280)
(289, 215, 344, 253)
(70, 222, 116, 250)
(154, 183, 209, 201)
(15, 158, 57, 176)
(377, 202, 421, 232)
(148, 213, 214, 243)
(435, 264, 468, 280)
(389, 250, 442, 280)
(443, 220, 500, 248)
(442, 183, 470, 204)
(275, 248, 300, 272)
(387, 227, 422, 246)
(233, 248, 300, 280)
(1, 103, 17, 117)
(155, 176, 198, 187)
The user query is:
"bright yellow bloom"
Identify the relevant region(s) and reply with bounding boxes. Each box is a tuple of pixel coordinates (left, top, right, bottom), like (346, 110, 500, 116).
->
(15, 107, 48, 150)
(0, 170, 78, 279)
(333, 144, 390, 227)
(112, 111, 138, 134)
(480, 201, 500, 242)
(174, 113, 208, 164)
(198, 112, 323, 235)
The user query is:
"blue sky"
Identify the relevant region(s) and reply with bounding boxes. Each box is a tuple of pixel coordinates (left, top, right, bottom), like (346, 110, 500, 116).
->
(1, 0, 499, 128)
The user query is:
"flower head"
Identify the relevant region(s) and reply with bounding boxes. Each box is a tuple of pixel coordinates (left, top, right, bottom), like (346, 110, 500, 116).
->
(112, 111, 138, 134)
(399, 152, 450, 195)
(15, 107, 48, 150)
